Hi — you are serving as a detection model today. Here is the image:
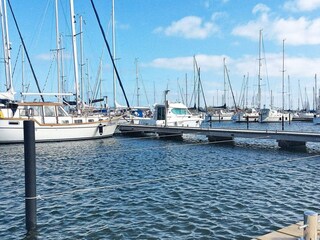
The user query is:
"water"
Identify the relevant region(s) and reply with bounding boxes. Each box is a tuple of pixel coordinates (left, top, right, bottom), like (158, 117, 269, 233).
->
(1, 121, 320, 239)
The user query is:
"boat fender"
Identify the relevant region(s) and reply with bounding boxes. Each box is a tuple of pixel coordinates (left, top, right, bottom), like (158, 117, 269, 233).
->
(98, 123, 105, 135)
(0, 110, 3, 118)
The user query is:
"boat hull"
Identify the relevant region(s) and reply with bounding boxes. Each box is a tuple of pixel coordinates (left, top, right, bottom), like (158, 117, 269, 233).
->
(0, 118, 118, 143)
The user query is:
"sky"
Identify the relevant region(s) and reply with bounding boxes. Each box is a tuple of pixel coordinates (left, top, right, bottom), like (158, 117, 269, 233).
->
(3, 0, 320, 110)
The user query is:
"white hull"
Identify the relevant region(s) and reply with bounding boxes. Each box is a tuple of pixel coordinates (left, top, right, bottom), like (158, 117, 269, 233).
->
(0, 102, 119, 143)
(139, 117, 202, 128)
(259, 109, 293, 123)
(138, 102, 203, 128)
(0, 118, 118, 143)
(232, 111, 259, 122)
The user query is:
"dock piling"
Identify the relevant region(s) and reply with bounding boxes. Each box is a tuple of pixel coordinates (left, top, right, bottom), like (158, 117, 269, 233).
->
(24, 120, 37, 232)
(301, 210, 318, 240)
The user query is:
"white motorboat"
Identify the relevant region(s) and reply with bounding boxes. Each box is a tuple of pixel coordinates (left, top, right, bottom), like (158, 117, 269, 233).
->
(259, 108, 293, 123)
(138, 102, 204, 127)
(0, 101, 119, 143)
(232, 108, 259, 122)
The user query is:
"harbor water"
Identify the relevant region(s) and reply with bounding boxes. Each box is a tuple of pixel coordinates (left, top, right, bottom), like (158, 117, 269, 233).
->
(1, 121, 320, 239)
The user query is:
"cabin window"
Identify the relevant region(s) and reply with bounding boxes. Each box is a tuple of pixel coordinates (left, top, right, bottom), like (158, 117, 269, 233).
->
(57, 107, 68, 117)
(171, 108, 188, 115)
(44, 106, 55, 117)
(156, 106, 165, 120)
(27, 106, 41, 117)
(20, 108, 28, 116)
(88, 119, 94, 122)
(74, 119, 82, 123)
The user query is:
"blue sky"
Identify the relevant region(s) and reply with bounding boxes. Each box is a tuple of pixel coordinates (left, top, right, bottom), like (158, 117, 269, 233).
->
(4, 0, 320, 110)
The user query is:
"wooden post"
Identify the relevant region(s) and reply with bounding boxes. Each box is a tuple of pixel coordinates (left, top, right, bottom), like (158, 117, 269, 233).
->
(303, 210, 318, 240)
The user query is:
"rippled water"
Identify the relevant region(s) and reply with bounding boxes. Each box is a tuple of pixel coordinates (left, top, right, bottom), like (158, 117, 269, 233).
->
(1, 122, 320, 239)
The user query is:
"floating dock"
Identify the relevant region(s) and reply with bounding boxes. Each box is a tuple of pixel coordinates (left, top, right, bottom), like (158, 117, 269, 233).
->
(253, 221, 320, 239)
(118, 124, 320, 149)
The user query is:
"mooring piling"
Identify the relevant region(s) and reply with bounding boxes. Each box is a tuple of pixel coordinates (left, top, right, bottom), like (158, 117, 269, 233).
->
(24, 120, 37, 232)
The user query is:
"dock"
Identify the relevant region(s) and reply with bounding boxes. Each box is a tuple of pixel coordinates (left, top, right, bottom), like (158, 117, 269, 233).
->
(253, 221, 320, 239)
(118, 124, 320, 149)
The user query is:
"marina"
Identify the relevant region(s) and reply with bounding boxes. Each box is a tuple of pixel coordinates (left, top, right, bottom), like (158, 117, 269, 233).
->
(1, 121, 320, 239)
(1, 0, 320, 239)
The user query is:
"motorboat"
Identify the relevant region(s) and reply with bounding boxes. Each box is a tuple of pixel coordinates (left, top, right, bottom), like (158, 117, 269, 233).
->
(138, 102, 204, 127)
(259, 108, 293, 123)
(232, 108, 259, 122)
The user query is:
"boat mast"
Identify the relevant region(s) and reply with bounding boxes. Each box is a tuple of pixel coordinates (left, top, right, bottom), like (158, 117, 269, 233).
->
(282, 39, 285, 111)
(79, 15, 84, 106)
(0, 0, 13, 95)
(69, 0, 80, 113)
(55, 0, 61, 101)
(315, 74, 317, 111)
(257, 29, 262, 109)
(112, 0, 116, 108)
(60, 33, 65, 95)
(135, 58, 139, 106)
(223, 57, 226, 107)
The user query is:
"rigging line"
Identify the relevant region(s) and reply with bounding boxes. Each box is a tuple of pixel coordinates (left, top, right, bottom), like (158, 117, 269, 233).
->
(30, 154, 320, 201)
(42, 52, 56, 92)
(7, 0, 44, 102)
(11, 44, 21, 78)
(89, 0, 130, 108)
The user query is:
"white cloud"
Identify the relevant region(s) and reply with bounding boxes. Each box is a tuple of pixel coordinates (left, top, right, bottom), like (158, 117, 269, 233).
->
(252, 3, 270, 14)
(154, 16, 218, 39)
(148, 54, 227, 71)
(232, 4, 320, 45)
(284, 0, 320, 11)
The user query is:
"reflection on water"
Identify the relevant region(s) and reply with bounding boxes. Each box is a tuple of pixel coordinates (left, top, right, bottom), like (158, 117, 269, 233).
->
(1, 122, 320, 239)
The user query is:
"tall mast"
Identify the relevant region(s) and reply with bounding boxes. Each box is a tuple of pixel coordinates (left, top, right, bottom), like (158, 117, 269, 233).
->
(69, 0, 80, 113)
(112, 0, 116, 108)
(185, 73, 188, 107)
(135, 58, 139, 106)
(55, 0, 61, 101)
(79, 15, 84, 105)
(315, 74, 317, 111)
(60, 33, 65, 94)
(282, 39, 285, 111)
(223, 57, 226, 106)
(0, 0, 13, 94)
(257, 29, 262, 109)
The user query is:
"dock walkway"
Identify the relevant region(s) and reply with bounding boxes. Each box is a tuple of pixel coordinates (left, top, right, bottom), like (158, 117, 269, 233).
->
(118, 124, 320, 149)
(253, 221, 320, 239)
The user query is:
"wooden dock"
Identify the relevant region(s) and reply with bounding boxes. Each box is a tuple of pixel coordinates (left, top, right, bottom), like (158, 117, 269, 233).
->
(253, 221, 320, 239)
(118, 124, 320, 149)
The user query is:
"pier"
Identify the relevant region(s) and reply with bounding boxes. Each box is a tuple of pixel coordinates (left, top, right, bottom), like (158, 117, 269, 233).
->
(253, 211, 319, 239)
(118, 124, 320, 149)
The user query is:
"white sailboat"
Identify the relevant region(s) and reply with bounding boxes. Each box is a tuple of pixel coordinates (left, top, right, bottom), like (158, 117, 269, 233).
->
(257, 32, 292, 123)
(0, 0, 119, 143)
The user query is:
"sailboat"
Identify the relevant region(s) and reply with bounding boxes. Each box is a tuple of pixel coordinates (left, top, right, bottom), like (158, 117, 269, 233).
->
(257, 32, 292, 123)
(0, 0, 119, 143)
